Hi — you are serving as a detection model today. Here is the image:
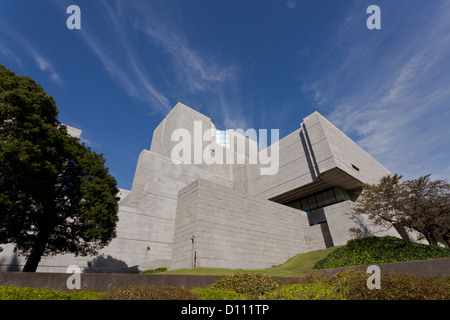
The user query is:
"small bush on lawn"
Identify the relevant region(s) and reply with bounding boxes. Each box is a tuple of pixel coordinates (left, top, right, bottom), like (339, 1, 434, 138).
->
(314, 236, 450, 269)
(190, 288, 247, 300)
(139, 267, 168, 275)
(260, 283, 345, 300)
(100, 285, 198, 300)
(0, 285, 101, 300)
(211, 273, 281, 299)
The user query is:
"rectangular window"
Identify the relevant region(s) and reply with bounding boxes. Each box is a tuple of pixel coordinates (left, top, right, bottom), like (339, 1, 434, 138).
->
(333, 187, 350, 202)
(316, 189, 336, 207)
(307, 195, 318, 210)
(301, 198, 310, 211)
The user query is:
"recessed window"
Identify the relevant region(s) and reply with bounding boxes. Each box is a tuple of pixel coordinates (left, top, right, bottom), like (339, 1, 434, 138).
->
(285, 187, 350, 213)
(351, 164, 360, 171)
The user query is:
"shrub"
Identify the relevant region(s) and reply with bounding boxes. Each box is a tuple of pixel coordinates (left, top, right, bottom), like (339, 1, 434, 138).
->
(139, 267, 168, 275)
(0, 285, 101, 300)
(100, 285, 198, 300)
(260, 283, 345, 300)
(314, 236, 450, 269)
(343, 272, 450, 300)
(211, 273, 281, 298)
(190, 287, 247, 300)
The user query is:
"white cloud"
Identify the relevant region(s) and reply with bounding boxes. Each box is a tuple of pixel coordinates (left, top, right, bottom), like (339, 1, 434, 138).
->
(33, 54, 61, 83)
(286, 0, 297, 9)
(78, 2, 171, 114)
(142, 19, 237, 93)
(0, 20, 62, 84)
(304, 2, 450, 181)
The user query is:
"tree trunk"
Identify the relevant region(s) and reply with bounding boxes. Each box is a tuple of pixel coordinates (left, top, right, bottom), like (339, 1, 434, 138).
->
(22, 242, 46, 272)
(423, 232, 438, 246)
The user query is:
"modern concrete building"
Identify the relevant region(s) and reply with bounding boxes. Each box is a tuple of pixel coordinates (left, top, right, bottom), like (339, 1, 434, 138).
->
(0, 103, 404, 272)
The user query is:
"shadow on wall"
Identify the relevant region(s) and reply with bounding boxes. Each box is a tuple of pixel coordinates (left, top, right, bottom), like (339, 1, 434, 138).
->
(84, 254, 140, 274)
(350, 213, 375, 238)
(0, 252, 21, 272)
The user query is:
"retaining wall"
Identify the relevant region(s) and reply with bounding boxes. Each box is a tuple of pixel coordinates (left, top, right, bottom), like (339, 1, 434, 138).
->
(303, 257, 450, 277)
(1, 258, 448, 292)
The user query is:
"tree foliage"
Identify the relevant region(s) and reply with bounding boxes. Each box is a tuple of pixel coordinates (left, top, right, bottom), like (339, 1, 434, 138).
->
(354, 173, 450, 246)
(0, 65, 119, 271)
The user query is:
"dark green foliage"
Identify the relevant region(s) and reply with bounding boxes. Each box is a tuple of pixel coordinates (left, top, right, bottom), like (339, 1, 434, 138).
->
(259, 283, 345, 300)
(313, 236, 450, 269)
(210, 273, 281, 298)
(2, 271, 449, 300)
(190, 287, 247, 300)
(139, 267, 168, 275)
(0, 285, 102, 300)
(328, 270, 450, 300)
(100, 285, 198, 300)
(0, 65, 119, 271)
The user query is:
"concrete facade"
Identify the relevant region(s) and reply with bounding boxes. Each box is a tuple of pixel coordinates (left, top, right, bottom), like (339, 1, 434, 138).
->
(1, 102, 403, 273)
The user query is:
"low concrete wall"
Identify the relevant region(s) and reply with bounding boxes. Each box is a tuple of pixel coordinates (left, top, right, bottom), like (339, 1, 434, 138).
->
(1, 258, 448, 292)
(303, 257, 450, 277)
(0, 272, 223, 291)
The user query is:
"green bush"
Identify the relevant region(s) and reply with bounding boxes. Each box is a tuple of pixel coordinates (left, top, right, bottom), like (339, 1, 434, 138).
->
(314, 236, 450, 269)
(190, 287, 247, 300)
(260, 283, 345, 300)
(100, 285, 198, 300)
(0, 285, 101, 300)
(211, 273, 281, 298)
(300, 270, 450, 300)
(342, 272, 450, 300)
(139, 267, 168, 275)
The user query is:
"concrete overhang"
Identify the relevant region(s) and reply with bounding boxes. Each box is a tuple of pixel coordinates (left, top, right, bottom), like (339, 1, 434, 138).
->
(269, 167, 364, 204)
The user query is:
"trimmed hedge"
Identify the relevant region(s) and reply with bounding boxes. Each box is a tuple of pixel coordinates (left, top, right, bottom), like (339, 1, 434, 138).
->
(139, 267, 168, 275)
(326, 270, 450, 300)
(2, 271, 449, 300)
(260, 283, 345, 300)
(210, 273, 281, 298)
(313, 236, 450, 269)
(190, 287, 247, 300)
(0, 285, 102, 300)
(100, 285, 198, 300)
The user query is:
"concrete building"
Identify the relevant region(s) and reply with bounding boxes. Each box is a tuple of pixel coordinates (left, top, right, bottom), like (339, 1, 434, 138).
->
(0, 103, 404, 272)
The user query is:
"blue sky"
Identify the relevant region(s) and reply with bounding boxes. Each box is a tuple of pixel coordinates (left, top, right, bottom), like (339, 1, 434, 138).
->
(1, 0, 449, 190)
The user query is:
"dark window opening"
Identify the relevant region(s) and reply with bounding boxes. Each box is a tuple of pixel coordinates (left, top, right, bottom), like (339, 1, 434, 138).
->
(285, 187, 351, 214)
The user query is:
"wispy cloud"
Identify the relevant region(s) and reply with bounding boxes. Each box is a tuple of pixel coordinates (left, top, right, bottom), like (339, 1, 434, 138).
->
(126, 1, 247, 129)
(0, 20, 62, 84)
(286, 0, 297, 9)
(76, 0, 248, 129)
(76, 0, 171, 115)
(0, 42, 22, 67)
(32, 54, 61, 83)
(303, 2, 450, 180)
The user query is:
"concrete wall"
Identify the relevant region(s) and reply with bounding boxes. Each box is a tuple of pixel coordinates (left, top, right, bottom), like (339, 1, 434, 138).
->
(171, 179, 309, 270)
(302, 112, 391, 188)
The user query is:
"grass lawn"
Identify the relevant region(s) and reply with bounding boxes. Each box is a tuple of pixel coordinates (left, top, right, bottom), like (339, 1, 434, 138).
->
(160, 246, 340, 277)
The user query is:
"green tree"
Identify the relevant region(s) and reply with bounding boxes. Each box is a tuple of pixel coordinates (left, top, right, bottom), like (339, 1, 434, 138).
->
(401, 175, 450, 246)
(0, 65, 119, 272)
(353, 174, 450, 246)
(353, 174, 404, 230)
